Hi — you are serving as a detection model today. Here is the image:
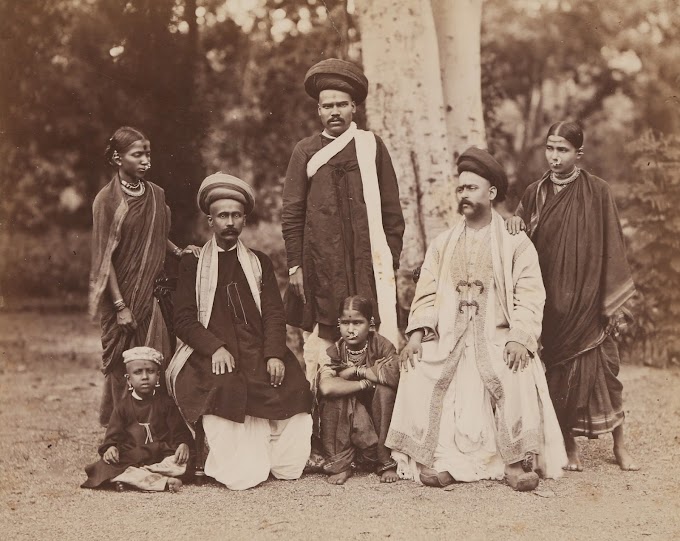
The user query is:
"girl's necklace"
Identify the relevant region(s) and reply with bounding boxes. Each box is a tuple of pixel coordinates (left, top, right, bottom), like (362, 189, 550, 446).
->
(345, 341, 368, 366)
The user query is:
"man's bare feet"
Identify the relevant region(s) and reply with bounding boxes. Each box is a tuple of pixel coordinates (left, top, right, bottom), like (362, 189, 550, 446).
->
(327, 469, 353, 485)
(564, 433, 583, 472)
(505, 462, 539, 492)
(380, 468, 399, 483)
(614, 445, 640, 471)
(167, 478, 182, 492)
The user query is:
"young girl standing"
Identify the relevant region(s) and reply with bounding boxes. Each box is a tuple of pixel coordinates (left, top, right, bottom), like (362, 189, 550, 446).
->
(317, 296, 400, 485)
(89, 126, 199, 426)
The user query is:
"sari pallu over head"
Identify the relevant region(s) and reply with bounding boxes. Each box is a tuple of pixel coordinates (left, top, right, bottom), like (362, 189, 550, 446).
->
(517, 170, 635, 365)
(89, 177, 171, 373)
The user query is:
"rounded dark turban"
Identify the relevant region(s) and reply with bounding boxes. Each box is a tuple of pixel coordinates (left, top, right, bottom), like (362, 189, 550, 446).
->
(197, 172, 255, 215)
(457, 147, 508, 203)
(304, 58, 369, 104)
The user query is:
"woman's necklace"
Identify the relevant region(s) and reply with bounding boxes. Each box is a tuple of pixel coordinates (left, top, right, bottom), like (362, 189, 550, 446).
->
(120, 177, 146, 197)
(550, 167, 580, 186)
(345, 341, 368, 366)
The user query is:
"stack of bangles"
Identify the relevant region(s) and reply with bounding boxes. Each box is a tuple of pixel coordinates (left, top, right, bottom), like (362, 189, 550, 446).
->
(354, 367, 374, 390)
(173, 247, 184, 258)
(113, 299, 127, 312)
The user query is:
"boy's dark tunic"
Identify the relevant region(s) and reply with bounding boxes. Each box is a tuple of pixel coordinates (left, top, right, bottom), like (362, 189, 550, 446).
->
(82, 392, 191, 488)
(282, 134, 405, 340)
(319, 332, 400, 474)
(173, 248, 311, 425)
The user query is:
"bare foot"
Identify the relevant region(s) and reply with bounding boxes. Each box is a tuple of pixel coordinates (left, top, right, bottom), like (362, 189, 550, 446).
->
(326, 469, 353, 485)
(614, 445, 640, 471)
(380, 468, 399, 483)
(167, 478, 182, 492)
(564, 434, 583, 472)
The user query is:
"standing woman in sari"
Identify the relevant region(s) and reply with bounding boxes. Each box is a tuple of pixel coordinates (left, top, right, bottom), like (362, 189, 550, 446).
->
(507, 121, 639, 472)
(89, 126, 199, 426)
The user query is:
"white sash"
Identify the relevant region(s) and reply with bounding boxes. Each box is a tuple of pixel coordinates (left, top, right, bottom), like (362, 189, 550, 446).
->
(306, 122, 399, 346)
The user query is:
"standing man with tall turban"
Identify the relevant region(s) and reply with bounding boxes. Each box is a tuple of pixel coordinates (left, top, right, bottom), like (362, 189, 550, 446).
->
(167, 173, 313, 490)
(282, 58, 405, 385)
(386, 148, 567, 491)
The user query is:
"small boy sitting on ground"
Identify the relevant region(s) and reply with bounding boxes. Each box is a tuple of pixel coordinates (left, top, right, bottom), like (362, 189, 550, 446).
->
(81, 346, 192, 492)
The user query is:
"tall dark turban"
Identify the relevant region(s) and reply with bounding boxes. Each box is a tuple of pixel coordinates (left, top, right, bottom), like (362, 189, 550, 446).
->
(197, 172, 256, 215)
(304, 58, 369, 104)
(457, 147, 508, 203)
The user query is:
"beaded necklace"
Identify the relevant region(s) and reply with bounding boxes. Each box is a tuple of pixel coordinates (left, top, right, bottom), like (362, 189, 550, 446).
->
(120, 176, 146, 197)
(550, 167, 580, 186)
(345, 341, 368, 366)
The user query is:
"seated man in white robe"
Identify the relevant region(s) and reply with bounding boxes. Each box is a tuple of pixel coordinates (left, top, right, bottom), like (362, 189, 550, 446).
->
(386, 148, 567, 491)
(167, 173, 313, 490)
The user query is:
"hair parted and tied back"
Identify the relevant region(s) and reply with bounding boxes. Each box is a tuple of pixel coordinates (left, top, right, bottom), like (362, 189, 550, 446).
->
(105, 126, 148, 165)
(338, 295, 373, 321)
(547, 120, 584, 154)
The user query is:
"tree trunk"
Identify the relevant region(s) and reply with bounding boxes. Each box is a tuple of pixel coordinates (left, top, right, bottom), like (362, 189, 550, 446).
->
(354, 0, 456, 272)
(431, 0, 486, 153)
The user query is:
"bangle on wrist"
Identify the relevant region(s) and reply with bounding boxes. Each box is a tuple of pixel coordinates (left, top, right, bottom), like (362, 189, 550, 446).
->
(360, 379, 374, 391)
(113, 299, 126, 312)
(173, 247, 183, 258)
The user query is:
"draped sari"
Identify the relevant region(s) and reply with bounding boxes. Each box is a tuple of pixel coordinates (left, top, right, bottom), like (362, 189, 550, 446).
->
(516, 170, 635, 437)
(89, 177, 171, 425)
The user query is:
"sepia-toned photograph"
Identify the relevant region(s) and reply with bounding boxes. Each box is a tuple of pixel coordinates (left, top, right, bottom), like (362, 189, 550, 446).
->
(1, 0, 679, 539)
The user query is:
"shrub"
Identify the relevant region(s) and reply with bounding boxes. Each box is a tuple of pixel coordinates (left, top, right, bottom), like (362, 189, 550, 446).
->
(617, 131, 680, 367)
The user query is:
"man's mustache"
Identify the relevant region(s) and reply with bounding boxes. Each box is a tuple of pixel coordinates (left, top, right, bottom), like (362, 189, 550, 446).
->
(221, 228, 238, 235)
(457, 199, 474, 213)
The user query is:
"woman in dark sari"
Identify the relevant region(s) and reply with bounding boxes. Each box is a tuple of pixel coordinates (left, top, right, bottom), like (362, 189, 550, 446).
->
(507, 121, 638, 472)
(89, 126, 199, 426)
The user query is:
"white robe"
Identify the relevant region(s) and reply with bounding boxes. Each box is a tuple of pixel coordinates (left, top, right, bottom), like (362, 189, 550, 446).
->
(387, 211, 566, 482)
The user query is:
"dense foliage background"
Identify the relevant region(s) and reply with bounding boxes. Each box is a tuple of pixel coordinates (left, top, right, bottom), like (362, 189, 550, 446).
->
(1, 0, 678, 364)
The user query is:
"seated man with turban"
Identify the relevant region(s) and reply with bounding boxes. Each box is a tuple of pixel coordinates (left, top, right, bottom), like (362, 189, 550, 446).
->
(386, 148, 567, 491)
(167, 173, 313, 490)
(282, 58, 405, 386)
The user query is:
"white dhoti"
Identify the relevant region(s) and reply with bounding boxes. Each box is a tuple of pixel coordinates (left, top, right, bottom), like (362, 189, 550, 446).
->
(203, 412, 312, 490)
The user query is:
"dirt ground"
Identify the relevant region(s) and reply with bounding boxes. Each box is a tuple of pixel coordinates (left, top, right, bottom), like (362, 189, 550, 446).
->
(0, 312, 679, 541)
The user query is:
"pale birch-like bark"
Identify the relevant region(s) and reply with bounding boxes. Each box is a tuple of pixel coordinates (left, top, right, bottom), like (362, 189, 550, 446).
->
(354, 0, 457, 271)
(431, 0, 486, 152)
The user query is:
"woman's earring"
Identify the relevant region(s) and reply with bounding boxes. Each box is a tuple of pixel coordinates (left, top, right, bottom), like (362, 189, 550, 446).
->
(112, 150, 121, 164)
(370, 316, 376, 329)
(337, 319, 341, 329)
